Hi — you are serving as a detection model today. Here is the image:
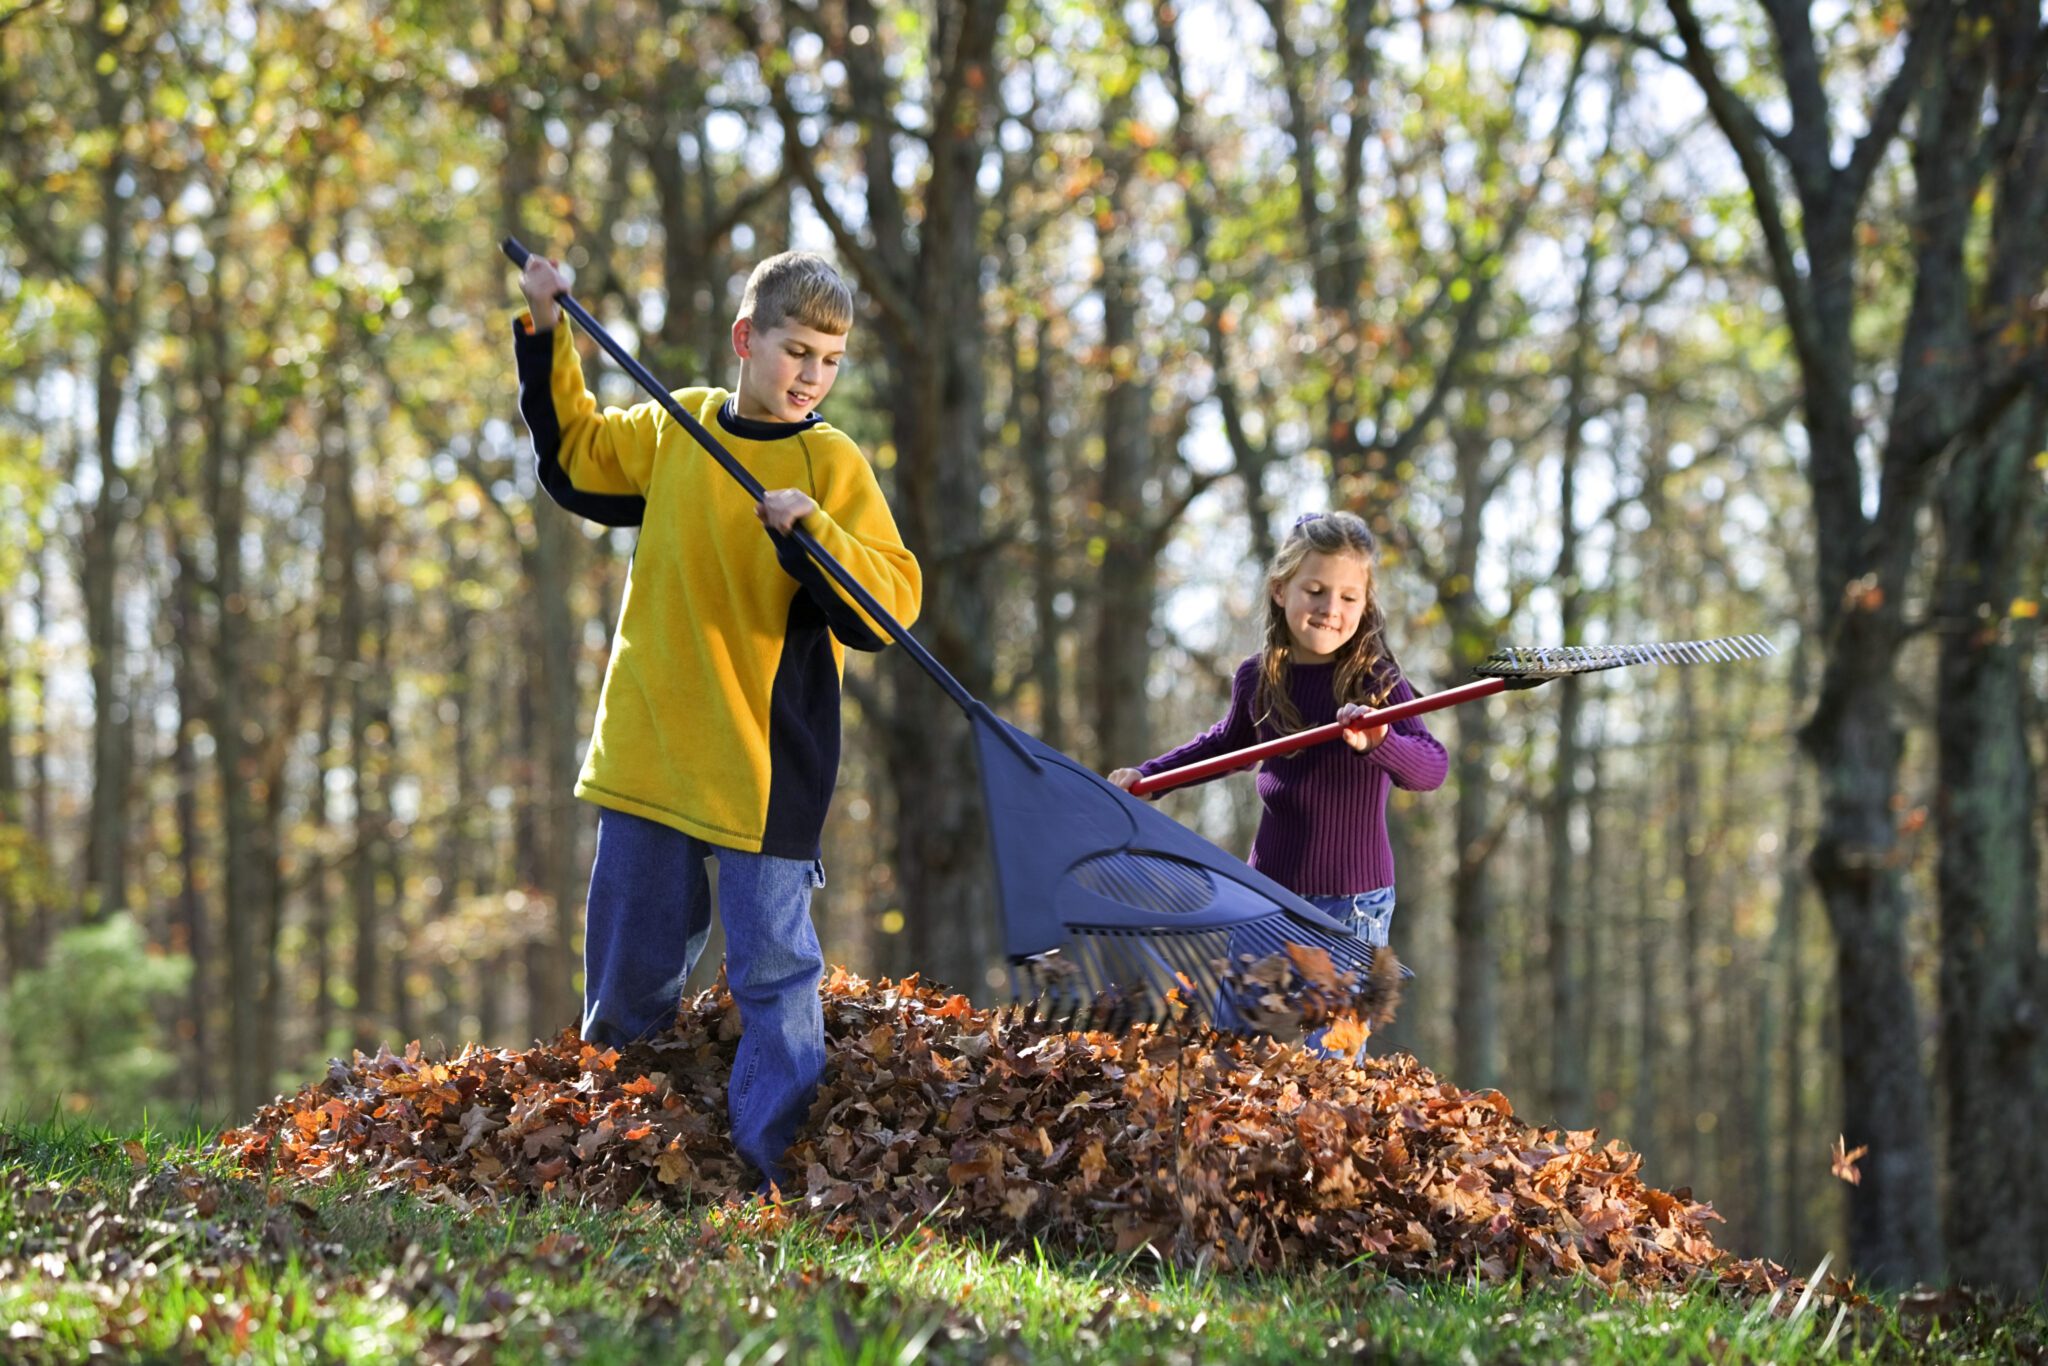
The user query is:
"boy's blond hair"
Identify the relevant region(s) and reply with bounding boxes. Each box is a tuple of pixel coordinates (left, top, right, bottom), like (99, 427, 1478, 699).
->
(739, 252, 854, 335)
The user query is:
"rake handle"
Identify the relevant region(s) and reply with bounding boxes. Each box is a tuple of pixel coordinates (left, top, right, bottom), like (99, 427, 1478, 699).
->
(1127, 675, 1517, 797)
(502, 236, 1024, 752)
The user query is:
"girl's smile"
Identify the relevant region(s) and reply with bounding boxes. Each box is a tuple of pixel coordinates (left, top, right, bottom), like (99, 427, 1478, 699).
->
(1272, 549, 1371, 663)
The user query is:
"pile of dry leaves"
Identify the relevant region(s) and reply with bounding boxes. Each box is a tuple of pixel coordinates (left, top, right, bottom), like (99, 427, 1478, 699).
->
(220, 967, 1791, 1292)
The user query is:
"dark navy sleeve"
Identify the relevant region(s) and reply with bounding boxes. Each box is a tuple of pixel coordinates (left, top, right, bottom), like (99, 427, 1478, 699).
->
(512, 319, 648, 528)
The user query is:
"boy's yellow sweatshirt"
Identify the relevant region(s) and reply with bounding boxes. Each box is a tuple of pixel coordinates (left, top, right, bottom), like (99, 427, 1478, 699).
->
(513, 316, 922, 859)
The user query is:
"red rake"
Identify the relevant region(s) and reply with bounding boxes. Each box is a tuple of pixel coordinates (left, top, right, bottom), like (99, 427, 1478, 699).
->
(1128, 636, 1779, 797)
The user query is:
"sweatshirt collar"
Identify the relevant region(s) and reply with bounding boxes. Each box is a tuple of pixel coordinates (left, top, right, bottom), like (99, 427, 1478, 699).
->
(719, 397, 821, 441)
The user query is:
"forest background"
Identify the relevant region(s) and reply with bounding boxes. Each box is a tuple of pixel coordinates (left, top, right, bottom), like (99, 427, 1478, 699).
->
(1, 0, 2043, 1296)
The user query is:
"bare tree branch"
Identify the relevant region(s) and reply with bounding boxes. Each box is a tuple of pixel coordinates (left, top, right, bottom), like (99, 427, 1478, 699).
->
(1662, 0, 1819, 375)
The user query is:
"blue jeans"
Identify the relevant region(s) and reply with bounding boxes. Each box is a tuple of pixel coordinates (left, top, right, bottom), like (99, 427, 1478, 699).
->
(1308, 887, 1396, 948)
(581, 808, 827, 1190)
(1304, 887, 1396, 1061)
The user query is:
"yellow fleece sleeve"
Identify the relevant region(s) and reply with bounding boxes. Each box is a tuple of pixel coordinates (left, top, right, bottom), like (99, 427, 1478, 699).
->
(528, 315, 665, 496)
(801, 436, 924, 638)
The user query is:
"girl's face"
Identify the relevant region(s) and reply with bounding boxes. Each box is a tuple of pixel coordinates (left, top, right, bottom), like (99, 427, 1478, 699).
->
(1272, 549, 1371, 663)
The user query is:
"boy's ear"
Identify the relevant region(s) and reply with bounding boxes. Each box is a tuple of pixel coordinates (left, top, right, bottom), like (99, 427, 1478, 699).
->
(731, 316, 754, 360)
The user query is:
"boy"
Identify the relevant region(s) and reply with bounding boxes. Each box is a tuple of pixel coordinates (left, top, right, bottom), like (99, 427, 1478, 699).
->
(512, 250, 921, 1190)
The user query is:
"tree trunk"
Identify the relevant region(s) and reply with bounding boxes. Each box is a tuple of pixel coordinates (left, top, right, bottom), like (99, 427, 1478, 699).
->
(1444, 423, 1501, 1090)
(1545, 226, 1598, 1129)
(0, 590, 18, 978)
(1675, 646, 1706, 1179)
(1019, 328, 1066, 752)
(167, 538, 213, 1110)
(79, 8, 139, 921)
(347, 516, 385, 1053)
(1091, 114, 1157, 765)
(30, 543, 53, 957)
(1935, 396, 2046, 1293)
(197, 250, 265, 1116)
(834, 0, 1004, 992)
(1450, 699, 1499, 1090)
(1932, 13, 2048, 1290)
(1582, 737, 1607, 1121)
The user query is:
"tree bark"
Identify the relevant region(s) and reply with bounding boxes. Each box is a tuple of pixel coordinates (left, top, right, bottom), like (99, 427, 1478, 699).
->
(1936, 395, 2046, 1292)
(166, 532, 213, 1110)
(0, 573, 17, 976)
(1443, 423, 1503, 1089)
(1932, 3, 2048, 1293)
(79, 4, 140, 920)
(1545, 222, 1599, 1130)
(1091, 89, 1158, 766)
(193, 231, 265, 1114)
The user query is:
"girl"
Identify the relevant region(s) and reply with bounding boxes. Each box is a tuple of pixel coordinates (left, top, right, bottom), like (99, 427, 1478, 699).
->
(1109, 510, 1447, 951)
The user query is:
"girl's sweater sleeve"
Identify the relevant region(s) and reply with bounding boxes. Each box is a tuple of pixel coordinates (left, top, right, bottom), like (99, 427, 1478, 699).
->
(1133, 659, 1261, 785)
(1364, 672, 1449, 791)
(513, 315, 664, 522)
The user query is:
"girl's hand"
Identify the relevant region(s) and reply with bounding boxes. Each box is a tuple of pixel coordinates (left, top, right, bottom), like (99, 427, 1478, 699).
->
(757, 488, 819, 535)
(1107, 768, 1145, 792)
(1337, 703, 1387, 751)
(519, 256, 570, 331)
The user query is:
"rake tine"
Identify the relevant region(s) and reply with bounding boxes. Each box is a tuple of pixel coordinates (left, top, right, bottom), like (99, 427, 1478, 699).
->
(1164, 934, 1218, 1008)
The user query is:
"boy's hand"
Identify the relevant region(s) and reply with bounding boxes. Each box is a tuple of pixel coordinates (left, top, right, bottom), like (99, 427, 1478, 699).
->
(757, 488, 818, 535)
(1107, 768, 1144, 791)
(520, 256, 570, 331)
(1337, 704, 1387, 752)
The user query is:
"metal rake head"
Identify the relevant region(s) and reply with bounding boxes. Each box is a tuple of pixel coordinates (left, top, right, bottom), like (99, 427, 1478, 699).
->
(1471, 633, 1777, 680)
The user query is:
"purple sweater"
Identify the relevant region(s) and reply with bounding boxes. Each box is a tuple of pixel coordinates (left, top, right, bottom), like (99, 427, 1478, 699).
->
(1136, 654, 1449, 896)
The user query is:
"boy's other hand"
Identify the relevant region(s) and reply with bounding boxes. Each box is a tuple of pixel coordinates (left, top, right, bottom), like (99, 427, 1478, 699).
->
(520, 256, 570, 331)
(1337, 703, 1387, 751)
(756, 488, 818, 535)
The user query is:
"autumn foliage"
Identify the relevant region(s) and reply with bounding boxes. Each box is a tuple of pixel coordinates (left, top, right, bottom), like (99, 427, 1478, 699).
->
(220, 968, 1791, 1292)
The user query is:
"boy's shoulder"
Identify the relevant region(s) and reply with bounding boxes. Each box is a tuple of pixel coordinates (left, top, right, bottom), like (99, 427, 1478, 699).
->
(796, 419, 875, 468)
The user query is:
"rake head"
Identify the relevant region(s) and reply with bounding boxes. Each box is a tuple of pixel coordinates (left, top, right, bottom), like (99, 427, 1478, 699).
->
(1471, 633, 1778, 681)
(967, 708, 1406, 1035)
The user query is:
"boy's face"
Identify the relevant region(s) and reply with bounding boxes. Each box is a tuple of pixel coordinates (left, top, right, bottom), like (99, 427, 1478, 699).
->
(732, 316, 847, 423)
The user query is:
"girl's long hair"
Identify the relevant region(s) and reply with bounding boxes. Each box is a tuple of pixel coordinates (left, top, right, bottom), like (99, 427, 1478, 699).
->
(1254, 511, 1394, 735)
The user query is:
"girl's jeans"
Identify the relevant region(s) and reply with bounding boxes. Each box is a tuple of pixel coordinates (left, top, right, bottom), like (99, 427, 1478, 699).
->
(1307, 886, 1396, 948)
(580, 808, 827, 1190)
(1305, 886, 1396, 1061)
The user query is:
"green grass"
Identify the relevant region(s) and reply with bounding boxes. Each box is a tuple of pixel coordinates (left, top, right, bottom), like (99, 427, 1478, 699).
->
(1, 1119, 2038, 1363)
